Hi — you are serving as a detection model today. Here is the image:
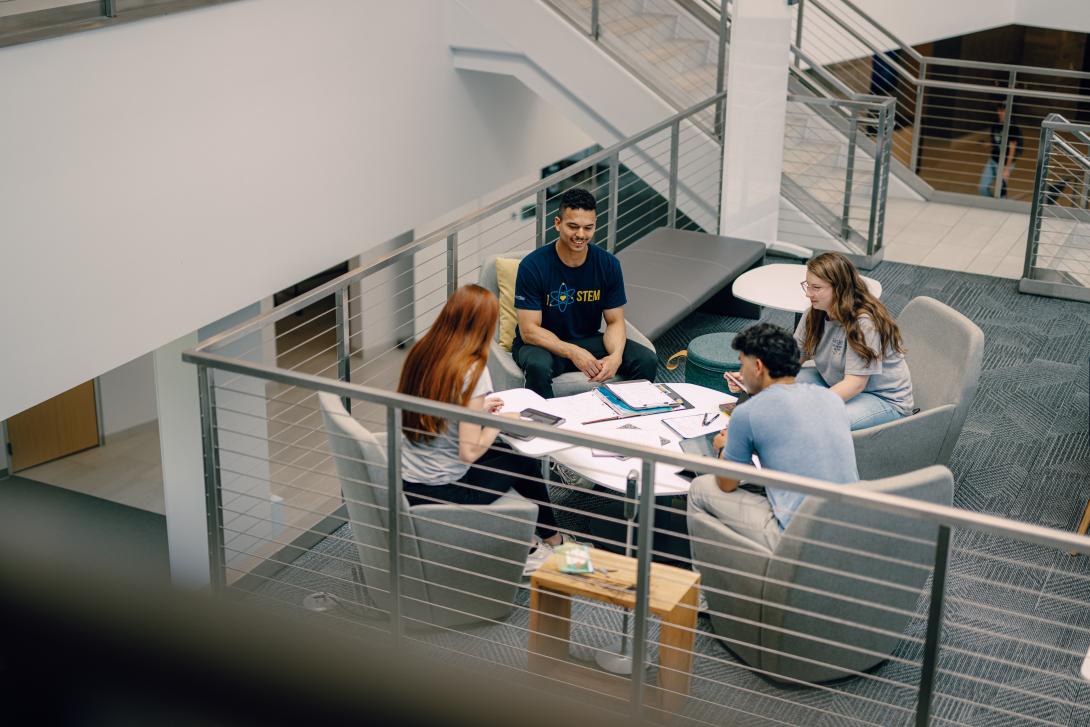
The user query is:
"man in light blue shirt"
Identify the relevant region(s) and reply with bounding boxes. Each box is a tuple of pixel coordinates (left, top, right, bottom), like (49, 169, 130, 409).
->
(688, 323, 859, 551)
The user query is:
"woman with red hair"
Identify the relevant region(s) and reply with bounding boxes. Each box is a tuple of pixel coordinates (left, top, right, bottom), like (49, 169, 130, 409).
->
(398, 284, 566, 574)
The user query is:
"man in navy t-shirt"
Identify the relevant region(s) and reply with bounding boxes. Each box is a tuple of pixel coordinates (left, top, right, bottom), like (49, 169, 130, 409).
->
(512, 188, 657, 399)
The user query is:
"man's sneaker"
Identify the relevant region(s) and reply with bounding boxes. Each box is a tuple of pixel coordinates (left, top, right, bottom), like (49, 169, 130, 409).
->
(523, 535, 555, 577)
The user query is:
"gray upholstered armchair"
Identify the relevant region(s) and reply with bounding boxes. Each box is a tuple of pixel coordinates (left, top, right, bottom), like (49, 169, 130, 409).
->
(688, 465, 953, 684)
(851, 296, 984, 480)
(477, 251, 656, 396)
(318, 392, 537, 629)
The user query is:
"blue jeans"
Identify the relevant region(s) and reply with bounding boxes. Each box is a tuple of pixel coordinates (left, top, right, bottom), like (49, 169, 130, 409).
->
(978, 157, 1007, 198)
(795, 368, 905, 431)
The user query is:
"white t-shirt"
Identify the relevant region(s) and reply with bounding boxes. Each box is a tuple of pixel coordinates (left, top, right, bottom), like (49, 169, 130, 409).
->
(400, 367, 493, 485)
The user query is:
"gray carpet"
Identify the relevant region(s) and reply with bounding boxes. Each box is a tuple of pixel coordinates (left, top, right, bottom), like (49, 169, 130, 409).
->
(245, 262, 1090, 726)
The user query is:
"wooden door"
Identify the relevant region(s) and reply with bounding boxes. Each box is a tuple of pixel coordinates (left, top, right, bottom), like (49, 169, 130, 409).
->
(6, 381, 99, 471)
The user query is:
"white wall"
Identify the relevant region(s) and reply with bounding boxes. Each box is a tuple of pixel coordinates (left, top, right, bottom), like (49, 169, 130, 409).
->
(851, 1, 1090, 48)
(850, 0, 1015, 48)
(0, 0, 591, 420)
(1014, 0, 1090, 35)
(98, 353, 157, 436)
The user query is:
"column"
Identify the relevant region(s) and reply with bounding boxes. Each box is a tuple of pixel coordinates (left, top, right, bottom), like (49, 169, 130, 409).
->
(719, 0, 793, 247)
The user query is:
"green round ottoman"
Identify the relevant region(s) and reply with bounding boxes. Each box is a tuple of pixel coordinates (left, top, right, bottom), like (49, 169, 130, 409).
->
(666, 332, 741, 392)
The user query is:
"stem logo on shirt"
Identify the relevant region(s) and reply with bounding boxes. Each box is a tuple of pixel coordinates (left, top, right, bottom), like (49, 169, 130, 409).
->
(547, 282, 601, 312)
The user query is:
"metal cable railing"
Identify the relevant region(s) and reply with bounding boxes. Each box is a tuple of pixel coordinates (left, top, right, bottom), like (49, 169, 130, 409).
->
(177, 95, 1090, 727)
(1020, 113, 1090, 302)
(182, 346, 1090, 726)
(792, 0, 1090, 203)
(546, 0, 894, 258)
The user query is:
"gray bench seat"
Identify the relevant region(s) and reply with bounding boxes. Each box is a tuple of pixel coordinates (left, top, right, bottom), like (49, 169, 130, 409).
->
(617, 227, 766, 340)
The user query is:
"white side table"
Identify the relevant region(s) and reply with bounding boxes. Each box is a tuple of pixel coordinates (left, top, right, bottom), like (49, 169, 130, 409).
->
(731, 263, 883, 326)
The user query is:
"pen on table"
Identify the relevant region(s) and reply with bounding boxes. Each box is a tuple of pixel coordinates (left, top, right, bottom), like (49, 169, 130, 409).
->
(702, 412, 719, 427)
(581, 415, 619, 425)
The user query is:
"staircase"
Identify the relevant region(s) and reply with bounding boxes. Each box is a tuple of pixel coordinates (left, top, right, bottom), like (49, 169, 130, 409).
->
(545, 0, 892, 256)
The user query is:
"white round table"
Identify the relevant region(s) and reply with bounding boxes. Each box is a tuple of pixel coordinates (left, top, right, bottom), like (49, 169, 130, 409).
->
(549, 383, 734, 496)
(731, 263, 883, 323)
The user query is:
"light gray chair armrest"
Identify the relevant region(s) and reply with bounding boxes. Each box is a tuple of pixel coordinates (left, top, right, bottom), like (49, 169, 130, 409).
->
(409, 498, 537, 624)
(851, 405, 955, 481)
(624, 319, 655, 353)
(488, 341, 526, 392)
(688, 505, 773, 670)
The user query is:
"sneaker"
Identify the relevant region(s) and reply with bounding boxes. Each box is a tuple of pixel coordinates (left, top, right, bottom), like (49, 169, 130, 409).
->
(523, 535, 555, 577)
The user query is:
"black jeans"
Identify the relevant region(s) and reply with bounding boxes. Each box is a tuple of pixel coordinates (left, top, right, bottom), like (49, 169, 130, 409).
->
(403, 444, 558, 539)
(511, 333, 658, 399)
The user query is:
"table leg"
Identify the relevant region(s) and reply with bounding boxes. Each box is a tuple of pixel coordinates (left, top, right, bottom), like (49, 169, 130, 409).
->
(657, 582, 699, 712)
(528, 585, 572, 671)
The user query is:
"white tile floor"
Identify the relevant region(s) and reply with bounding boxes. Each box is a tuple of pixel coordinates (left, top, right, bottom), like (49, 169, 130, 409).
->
(881, 198, 1031, 278)
(20, 421, 166, 514)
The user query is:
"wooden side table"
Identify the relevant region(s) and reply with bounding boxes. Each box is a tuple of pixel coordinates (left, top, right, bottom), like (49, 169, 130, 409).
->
(528, 549, 700, 713)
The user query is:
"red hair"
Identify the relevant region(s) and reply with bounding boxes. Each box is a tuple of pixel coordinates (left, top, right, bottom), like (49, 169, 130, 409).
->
(398, 284, 498, 443)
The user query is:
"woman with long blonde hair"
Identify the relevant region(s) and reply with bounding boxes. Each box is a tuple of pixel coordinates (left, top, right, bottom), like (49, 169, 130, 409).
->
(398, 284, 565, 574)
(793, 252, 914, 430)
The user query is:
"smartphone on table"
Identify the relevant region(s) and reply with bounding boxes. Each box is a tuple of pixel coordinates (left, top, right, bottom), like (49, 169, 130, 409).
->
(520, 408, 564, 426)
(505, 408, 565, 440)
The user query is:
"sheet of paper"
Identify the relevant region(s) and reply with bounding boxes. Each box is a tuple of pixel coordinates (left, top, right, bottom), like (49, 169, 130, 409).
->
(589, 428, 662, 458)
(549, 391, 617, 427)
(662, 411, 724, 438)
(605, 380, 675, 409)
(494, 388, 559, 417)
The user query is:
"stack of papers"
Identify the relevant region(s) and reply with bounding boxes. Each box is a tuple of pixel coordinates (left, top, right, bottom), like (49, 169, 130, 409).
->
(604, 381, 677, 409)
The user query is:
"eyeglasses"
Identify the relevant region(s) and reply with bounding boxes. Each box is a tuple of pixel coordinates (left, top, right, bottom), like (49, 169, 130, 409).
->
(800, 281, 826, 293)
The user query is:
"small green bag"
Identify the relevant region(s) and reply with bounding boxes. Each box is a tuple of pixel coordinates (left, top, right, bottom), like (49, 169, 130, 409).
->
(666, 332, 741, 392)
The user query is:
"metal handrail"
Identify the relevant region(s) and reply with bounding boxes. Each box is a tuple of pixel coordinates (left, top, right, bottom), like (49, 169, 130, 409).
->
(824, 0, 923, 62)
(563, 0, 892, 256)
(1052, 137, 1090, 173)
(183, 348, 1090, 558)
(1020, 113, 1090, 301)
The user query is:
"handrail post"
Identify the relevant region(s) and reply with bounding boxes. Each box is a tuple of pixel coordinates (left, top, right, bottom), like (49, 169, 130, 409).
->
(446, 231, 458, 296)
(1024, 124, 1054, 280)
(868, 101, 893, 255)
(197, 366, 226, 592)
(334, 288, 351, 413)
(104, 0, 118, 18)
(535, 189, 547, 248)
(628, 459, 655, 716)
(590, 0, 600, 40)
(993, 70, 1017, 199)
(841, 108, 859, 243)
(607, 153, 620, 252)
(667, 120, 680, 228)
(909, 58, 927, 174)
(387, 406, 403, 645)
(915, 525, 951, 727)
(793, 0, 805, 68)
(714, 5, 729, 141)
